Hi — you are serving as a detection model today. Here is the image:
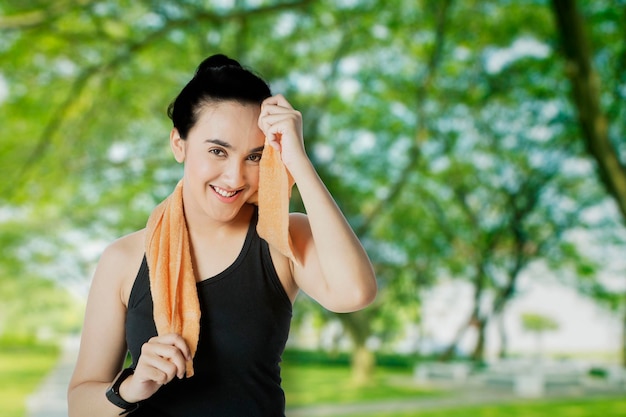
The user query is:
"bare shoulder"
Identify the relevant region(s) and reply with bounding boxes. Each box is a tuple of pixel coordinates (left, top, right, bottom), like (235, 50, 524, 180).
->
(104, 229, 145, 260)
(99, 229, 145, 270)
(94, 229, 146, 305)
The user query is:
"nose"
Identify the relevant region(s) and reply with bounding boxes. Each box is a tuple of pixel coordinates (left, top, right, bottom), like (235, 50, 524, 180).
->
(222, 159, 245, 188)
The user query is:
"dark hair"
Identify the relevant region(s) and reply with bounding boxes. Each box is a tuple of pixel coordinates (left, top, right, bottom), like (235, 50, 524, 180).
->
(167, 54, 272, 138)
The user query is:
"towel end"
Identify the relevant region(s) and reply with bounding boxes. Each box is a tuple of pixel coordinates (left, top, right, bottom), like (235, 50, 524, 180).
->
(185, 359, 195, 378)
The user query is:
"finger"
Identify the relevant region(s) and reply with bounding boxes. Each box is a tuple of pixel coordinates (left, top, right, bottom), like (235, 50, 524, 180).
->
(143, 337, 189, 378)
(258, 115, 285, 142)
(259, 114, 301, 139)
(140, 356, 179, 384)
(138, 353, 183, 382)
(262, 94, 293, 111)
(150, 344, 188, 375)
(261, 105, 295, 116)
(261, 112, 300, 124)
(151, 334, 192, 361)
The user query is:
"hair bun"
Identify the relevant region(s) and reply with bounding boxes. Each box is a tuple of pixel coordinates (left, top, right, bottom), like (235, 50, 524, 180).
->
(196, 54, 242, 74)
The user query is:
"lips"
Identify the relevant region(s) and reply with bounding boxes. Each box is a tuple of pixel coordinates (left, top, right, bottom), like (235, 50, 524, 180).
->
(211, 185, 241, 198)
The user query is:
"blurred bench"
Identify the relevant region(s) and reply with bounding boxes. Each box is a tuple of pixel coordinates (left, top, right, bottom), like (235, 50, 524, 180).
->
(481, 360, 586, 397)
(414, 362, 472, 383)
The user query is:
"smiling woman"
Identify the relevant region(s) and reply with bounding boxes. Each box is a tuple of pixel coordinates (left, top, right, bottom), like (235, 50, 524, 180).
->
(170, 102, 266, 223)
(66, 54, 377, 417)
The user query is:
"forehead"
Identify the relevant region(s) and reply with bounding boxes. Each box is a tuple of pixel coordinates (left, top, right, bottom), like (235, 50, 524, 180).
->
(196, 101, 261, 124)
(189, 101, 264, 144)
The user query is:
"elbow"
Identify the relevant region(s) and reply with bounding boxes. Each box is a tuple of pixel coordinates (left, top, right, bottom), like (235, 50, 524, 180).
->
(356, 268, 378, 308)
(356, 277, 378, 309)
(355, 279, 378, 310)
(328, 275, 378, 313)
(67, 383, 82, 417)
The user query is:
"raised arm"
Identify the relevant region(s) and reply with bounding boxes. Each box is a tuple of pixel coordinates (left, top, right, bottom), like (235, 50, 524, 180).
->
(259, 95, 377, 312)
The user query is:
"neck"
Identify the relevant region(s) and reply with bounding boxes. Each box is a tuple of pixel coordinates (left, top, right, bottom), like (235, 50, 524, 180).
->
(185, 201, 254, 238)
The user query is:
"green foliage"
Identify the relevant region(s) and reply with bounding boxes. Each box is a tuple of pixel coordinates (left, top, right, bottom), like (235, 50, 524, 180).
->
(0, 339, 59, 417)
(521, 312, 559, 334)
(0, 0, 624, 360)
(283, 348, 416, 369)
(0, 272, 83, 337)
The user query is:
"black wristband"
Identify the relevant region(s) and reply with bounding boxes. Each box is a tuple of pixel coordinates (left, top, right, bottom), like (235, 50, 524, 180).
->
(106, 368, 140, 415)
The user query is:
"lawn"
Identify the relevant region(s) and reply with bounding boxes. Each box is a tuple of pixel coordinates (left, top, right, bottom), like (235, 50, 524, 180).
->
(0, 340, 60, 417)
(333, 397, 626, 417)
(282, 363, 439, 407)
(282, 362, 626, 417)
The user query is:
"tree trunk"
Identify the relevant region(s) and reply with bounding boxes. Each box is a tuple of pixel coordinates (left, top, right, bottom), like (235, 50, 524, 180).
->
(336, 311, 375, 384)
(551, 0, 626, 219)
(497, 313, 509, 359)
(439, 309, 477, 362)
(440, 259, 488, 362)
(551, 0, 626, 370)
(623, 304, 626, 367)
(351, 344, 375, 386)
(470, 318, 487, 363)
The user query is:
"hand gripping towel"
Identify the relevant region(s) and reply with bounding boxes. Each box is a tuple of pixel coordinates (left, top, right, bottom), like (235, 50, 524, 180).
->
(145, 139, 296, 378)
(145, 180, 200, 377)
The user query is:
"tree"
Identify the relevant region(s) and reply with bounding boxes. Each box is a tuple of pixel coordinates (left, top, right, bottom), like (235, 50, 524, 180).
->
(521, 312, 559, 359)
(1, 0, 623, 382)
(550, 0, 626, 366)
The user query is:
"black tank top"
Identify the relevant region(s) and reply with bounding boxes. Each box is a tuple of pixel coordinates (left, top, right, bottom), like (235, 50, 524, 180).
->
(125, 210, 292, 417)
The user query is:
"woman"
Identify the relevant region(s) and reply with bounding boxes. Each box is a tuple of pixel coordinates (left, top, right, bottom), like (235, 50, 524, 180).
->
(68, 54, 377, 416)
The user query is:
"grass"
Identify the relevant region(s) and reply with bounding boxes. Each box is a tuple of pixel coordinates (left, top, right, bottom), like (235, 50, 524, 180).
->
(282, 363, 441, 407)
(282, 361, 626, 417)
(0, 339, 60, 417)
(334, 397, 626, 417)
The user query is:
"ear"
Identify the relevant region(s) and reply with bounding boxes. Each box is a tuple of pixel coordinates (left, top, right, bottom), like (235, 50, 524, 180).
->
(170, 128, 186, 163)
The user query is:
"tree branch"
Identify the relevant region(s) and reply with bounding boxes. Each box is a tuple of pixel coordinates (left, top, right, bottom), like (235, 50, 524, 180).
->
(551, 0, 626, 220)
(4, 0, 317, 199)
(0, 0, 97, 31)
(356, 0, 454, 237)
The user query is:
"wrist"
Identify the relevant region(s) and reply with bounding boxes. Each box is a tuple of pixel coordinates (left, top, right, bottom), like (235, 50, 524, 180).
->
(285, 157, 315, 184)
(106, 368, 140, 415)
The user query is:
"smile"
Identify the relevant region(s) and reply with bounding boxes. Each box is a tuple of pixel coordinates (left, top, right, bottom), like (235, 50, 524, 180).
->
(211, 186, 240, 198)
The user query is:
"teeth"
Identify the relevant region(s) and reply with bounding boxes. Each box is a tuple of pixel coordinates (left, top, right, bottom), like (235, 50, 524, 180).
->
(213, 186, 237, 197)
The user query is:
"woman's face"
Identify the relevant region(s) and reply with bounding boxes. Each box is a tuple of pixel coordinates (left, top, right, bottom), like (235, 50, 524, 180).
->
(171, 101, 265, 223)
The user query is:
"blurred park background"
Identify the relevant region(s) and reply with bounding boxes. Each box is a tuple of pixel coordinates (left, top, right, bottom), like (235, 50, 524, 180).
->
(1, 0, 626, 416)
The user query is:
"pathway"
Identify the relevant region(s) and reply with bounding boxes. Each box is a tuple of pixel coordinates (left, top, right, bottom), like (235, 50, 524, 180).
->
(26, 336, 79, 417)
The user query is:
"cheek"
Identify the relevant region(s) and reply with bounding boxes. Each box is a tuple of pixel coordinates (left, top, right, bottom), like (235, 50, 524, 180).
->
(187, 154, 216, 175)
(247, 165, 261, 187)
(185, 156, 216, 179)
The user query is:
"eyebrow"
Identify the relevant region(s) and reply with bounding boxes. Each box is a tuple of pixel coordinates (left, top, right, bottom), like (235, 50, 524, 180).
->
(250, 145, 265, 154)
(205, 139, 265, 154)
(205, 139, 232, 148)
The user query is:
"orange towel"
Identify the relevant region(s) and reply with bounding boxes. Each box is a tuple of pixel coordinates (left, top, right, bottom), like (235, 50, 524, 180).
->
(144, 139, 295, 378)
(257, 138, 297, 264)
(145, 180, 199, 377)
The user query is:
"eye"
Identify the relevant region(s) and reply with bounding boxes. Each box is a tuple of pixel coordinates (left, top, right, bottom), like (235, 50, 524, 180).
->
(247, 153, 262, 163)
(209, 148, 226, 157)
